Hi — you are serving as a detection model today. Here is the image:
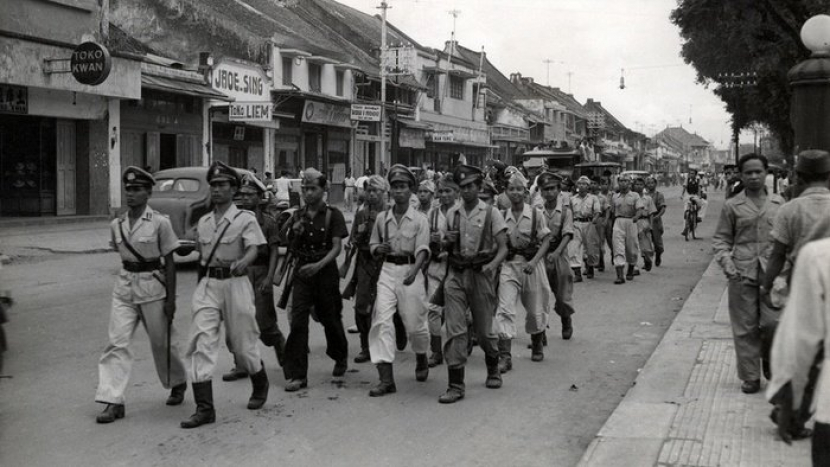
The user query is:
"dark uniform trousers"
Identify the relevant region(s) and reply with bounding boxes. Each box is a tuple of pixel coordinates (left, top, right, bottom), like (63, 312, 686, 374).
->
(284, 262, 348, 380)
(546, 252, 575, 318)
(248, 264, 283, 347)
(353, 249, 381, 337)
(443, 267, 499, 373)
(651, 216, 665, 256)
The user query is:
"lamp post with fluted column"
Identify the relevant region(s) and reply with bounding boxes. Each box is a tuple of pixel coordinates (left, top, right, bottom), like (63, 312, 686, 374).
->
(789, 14, 830, 158)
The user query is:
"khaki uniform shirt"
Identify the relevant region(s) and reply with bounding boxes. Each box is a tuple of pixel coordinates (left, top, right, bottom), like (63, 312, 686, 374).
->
(611, 191, 644, 218)
(542, 194, 574, 248)
(111, 206, 179, 304)
(370, 205, 431, 259)
(571, 193, 601, 221)
(198, 204, 266, 267)
(446, 199, 507, 259)
(504, 204, 550, 251)
(770, 186, 830, 261)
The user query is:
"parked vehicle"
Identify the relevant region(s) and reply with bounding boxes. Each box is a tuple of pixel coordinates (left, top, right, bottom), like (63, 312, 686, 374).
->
(519, 148, 582, 178)
(620, 170, 651, 180)
(574, 161, 623, 180)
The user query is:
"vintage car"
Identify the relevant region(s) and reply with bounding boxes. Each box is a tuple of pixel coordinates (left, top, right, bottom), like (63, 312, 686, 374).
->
(574, 161, 623, 180)
(148, 166, 299, 261)
(620, 170, 651, 180)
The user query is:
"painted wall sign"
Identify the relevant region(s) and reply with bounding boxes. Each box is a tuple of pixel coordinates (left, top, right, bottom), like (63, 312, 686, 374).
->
(350, 104, 381, 122)
(211, 61, 268, 102)
(429, 131, 455, 143)
(71, 42, 112, 86)
(302, 100, 353, 128)
(229, 102, 273, 122)
(0, 85, 28, 114)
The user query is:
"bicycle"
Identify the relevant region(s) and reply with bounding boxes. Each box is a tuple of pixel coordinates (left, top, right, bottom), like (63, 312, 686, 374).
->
(683, 198, 699, 241)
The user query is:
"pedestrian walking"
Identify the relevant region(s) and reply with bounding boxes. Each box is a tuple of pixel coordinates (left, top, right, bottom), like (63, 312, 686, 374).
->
(437, 165, 508, 404)
(569, 176, 602, 281)
(610, 174, 644, 284)
(712, 154, 784, 395)
(645, 177, 666, 267)
(425, 174, 459, 367)
(281, 168, 350, 392)
(632, 178, 657, 271)
(495, 172, 552, 373)
(221, 174, 286, 382)
(181, 162, 269, 429)
(367, 165, 432, 397)
(344, 170, 356, 212)
(94, 166, 187, 424)
(342, 175, 388, 364)
(539, 172, 575, 341)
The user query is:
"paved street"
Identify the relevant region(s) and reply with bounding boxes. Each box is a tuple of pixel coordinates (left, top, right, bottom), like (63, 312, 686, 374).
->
(0, 186, 721, 467)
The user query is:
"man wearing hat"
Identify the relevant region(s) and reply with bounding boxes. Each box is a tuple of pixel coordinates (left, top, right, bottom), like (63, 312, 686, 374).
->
(495, 172, 552, 373)
(417, 179, 436, 214)
(479, 178, 499, 206)
(438, 164, 508, 404)
(94, 166, 187, 424)
(645, 177, 666, 267)
(632, 177, 657, 271)
(610, 174, 645, 284)
(281, 168, 350, 392)
(343, 175, 388, 364)
(425, 173, 460, 367)
(569, 176, 602, 281)
(539, 172, 576, 342)
(366, 165, 432, 396)
(221, 173, 286, 382)
(181, 161, 270, 428)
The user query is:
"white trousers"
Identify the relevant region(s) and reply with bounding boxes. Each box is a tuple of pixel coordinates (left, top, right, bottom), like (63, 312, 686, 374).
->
(369, 263, 430, 364)
(613, 217, 640, 267)
(187, 276, 262, 382)
(96, 297, 187, 404)
(495, 258, 550, 339)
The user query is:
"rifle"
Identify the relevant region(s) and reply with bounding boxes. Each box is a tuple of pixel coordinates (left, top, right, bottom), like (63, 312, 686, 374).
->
(276, 252, 296, 310)
(339, 243, 357, 279)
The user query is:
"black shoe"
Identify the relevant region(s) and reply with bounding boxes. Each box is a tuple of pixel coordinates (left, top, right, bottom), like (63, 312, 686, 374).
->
(573, 268, 583, 283)
(643, 259, 652, 272)
(353, 349, 370, 364)
(96, 403, 125, 424)
(247, 366, 269, 410)
(181, 381, 216, 429)
(586, 266, 594, 279)
(741, 379, 761, 394)
(221, 367, 248, 382)
(332, 359, 348, 377)
(497, 339, 512, 374)
(655, 253, 662, 267)
(531, 332, 545, 360)
(166, 383, 187, 406)
(415, 354, 429, 382)
(438, 367, 465, 404)
(561, 316, 573, 341)
(428, 335, 443, 368)
(284, 378, 308, 392)
(369, 363, 397, 397)
(393, 313, 408, 351)
(626, 265, 635, 281)
(485, 356, 502, 389)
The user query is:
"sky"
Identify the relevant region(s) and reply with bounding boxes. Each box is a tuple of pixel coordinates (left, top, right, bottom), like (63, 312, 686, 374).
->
(338, 0, 734, 149)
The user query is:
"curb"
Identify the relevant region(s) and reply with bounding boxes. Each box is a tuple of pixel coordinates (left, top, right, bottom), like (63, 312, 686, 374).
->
(577, 259, 727, 467)
(0, 215, 110, 228)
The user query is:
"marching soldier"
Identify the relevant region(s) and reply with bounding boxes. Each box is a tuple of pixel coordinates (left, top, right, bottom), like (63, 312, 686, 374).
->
(495, 172, 552, 373)
(569, 176, 602, 281)
(95, 166, 187, 424)
(539, 172, 576, 342)
(590, 177, 610, 272)
(416, 179, 436, 214)
(367, 165, 432, 396)
(438, 165, 508, 404)
(343, 175, 388, 364)
(645, 177, 666, 267)
(610, 174, 645, 284)
(632, 178, 657, 271)
(181, 162, 269, 429)
(282, 168, 350, 392)
(221, 174, 286, 382)
(425, 174, 459, 367)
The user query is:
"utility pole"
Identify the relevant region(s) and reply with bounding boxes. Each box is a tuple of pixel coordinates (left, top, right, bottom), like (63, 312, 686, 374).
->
(378, 1, 390, 175)
(567, 71, 573, 93)
(543, 59, 553, 85)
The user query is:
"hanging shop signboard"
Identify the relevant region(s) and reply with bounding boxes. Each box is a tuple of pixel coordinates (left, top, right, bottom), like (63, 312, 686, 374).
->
(211, 60, 268, 102)
(0, 85, 28, 114)
(350, 104, 382, 122)
(428, 130, 455, 143)
(71, 42, 112, 86)
(229, 102, 273, 122)
(302, 100, 353, 128)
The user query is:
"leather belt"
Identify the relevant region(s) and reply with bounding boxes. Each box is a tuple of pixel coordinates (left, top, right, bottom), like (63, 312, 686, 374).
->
(615, 216, 633, 219)
(206, 267, 233, 279)
(385, 255, 416, 265)
(574, 217, 593, 222)
(122, 260, 162, 272)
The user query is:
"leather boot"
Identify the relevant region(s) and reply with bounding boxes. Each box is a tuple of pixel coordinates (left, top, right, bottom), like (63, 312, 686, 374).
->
(573, 267, 583, 283)
(247, 365, 269, 410)
(369, 362, 397, 397)
(561, 315, 573, 341)
(626, 265, 635, 281)
(393, 312, 408, 351)
(221, 367, 248, 382)
(485, 355, 502, 388)
(428, 335, 443, 367)
(181, 381, 216, 429)
(438, 367, 465, 404)
(354, 329, 370, 363)
(643, 257, 652, 271)
(586, 265, 595, 279)
(531, 332, 545, 361)
(274, 332, 286, 367)
(96, 403, 125, 424)
(614, 266, 626, 284)
(166, 383, 187, 406)
(655, 252, 662, 267)
(497, 338, 512, 374)
(597, 255, 605, 272)
(415, 353, 429, 382)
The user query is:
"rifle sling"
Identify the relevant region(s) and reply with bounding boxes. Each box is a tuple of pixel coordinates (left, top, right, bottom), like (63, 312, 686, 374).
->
(119, 218, 165, 286)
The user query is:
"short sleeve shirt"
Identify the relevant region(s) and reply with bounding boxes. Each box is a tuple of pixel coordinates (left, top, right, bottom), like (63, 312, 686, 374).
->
(289, 205, 349, 257)
(770, 187, 830, 261)
(198, 204, 266, 267)
(370, 206, 431, 259)
(503, 204, 550, 250)
(650, 190, 666, 211)
(611, 191, 644, 218)
(542, 193, 574, 246)
(571, 194, 601, 220)
(112, 206, 180, 262)
(255, 210, 280, 260)
(446, 200, 507, 258)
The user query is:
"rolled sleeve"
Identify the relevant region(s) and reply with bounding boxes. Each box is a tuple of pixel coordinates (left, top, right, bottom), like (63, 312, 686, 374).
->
(561, 208, 575, 237)
(490, 208, 508, 237)
(157, 217, 181, 256)
(413, 214, 431, 260)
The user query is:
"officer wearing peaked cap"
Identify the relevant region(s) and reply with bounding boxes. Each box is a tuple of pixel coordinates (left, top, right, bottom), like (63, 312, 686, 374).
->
(181, 161, 269, 428)
(95, 166, 188, 424)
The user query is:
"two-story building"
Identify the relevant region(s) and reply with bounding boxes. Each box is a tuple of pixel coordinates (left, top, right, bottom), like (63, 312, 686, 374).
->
(583, 98, 633, 167)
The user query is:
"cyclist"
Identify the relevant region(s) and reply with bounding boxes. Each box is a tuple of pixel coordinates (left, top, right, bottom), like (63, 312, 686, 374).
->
(681, 169, 707, 237)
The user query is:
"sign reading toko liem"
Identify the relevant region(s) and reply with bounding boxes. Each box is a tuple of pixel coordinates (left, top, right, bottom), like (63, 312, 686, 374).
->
(350, 104, 382, 122)
(71, 42, 112, 86)
(229, 102, 273, 122)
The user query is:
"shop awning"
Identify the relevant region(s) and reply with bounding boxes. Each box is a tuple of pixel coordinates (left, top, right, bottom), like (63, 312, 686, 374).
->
(397, 118, 433, 130)
(142, 74, 232, 101)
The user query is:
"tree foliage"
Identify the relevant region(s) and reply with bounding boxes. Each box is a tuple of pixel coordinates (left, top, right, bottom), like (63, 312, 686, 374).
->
(671, 0, 827, 153)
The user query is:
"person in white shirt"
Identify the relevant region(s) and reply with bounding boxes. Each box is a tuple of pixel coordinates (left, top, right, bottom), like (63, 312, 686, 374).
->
(275, 170, 291, 203)
(343, 170, 356, 212)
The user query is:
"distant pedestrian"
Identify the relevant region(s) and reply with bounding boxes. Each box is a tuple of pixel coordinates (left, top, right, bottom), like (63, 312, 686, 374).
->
(645, 177, 666, 267)
(569, 176, 601, 281)
(344, 170, 356, 212)
(539, 172, 576, 340)
(610, 174, 644, 284)
(632, 178, 657, 271)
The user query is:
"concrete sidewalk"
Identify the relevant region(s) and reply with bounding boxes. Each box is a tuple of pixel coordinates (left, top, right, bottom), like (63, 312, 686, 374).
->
(578, 260, 811, 467)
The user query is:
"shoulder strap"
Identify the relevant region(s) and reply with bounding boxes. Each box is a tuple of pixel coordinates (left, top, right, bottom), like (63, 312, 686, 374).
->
(530, 206, 537, 242)
(384, 208, 392, 243)
(119, 218, 148, 262)
(203, 212, 239, 267)
(476, 205, 493, 252)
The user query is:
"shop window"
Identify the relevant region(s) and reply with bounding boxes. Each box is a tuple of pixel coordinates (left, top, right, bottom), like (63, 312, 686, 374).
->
(282, 57, 293, 86)
(450, 75, 464, 100)
(309, 64, 322, 92)
(336, 70, 344, 96)
(425, 74, 435, 98)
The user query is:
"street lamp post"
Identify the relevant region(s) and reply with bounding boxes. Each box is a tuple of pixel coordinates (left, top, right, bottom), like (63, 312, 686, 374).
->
(789, 14, 830, 157)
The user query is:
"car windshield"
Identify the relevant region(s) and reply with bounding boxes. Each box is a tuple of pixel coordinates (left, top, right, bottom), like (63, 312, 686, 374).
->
(156, 178, 200, 192)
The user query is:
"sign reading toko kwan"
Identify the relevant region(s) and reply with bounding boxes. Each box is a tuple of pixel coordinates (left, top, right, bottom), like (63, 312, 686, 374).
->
(350, 104, 382, 122)
(229, 102, 273, 122)
(71, 42, 112, 86)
